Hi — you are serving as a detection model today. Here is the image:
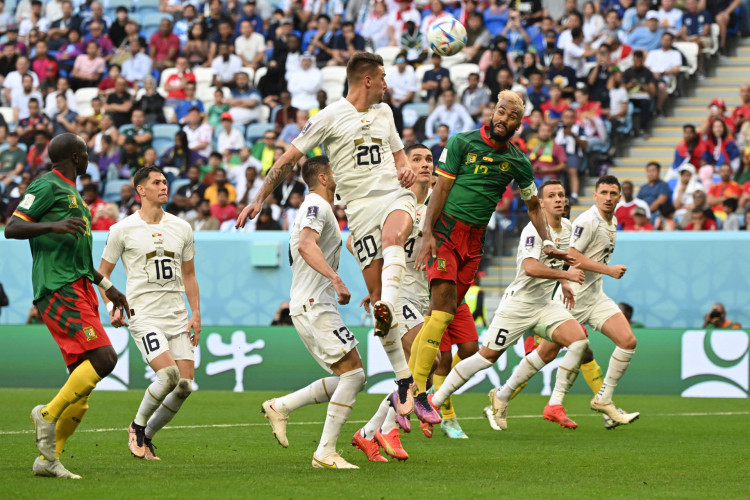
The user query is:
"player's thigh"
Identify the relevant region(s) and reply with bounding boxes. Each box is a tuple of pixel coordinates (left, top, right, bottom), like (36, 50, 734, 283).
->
(130, 325, 172, 365)
(440, 302, 478, 352)
(331, 346, 363, 376)
(535, 302, 581, 345)
(167, 331, 196, 365)
(428, 279, 457, 315)
(380, 189, 416, 248)
(600, 312, 637, 350)
(292, 306, 358, 374)
(347, 201, 384, 272)
(484, 303, 533, 354)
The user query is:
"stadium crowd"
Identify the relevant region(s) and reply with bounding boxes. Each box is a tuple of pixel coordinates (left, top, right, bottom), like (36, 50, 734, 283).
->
(0, 0, 747, 238)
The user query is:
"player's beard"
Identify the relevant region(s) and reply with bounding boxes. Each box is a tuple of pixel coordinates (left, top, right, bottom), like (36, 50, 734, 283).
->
(488, 118, 516, 143)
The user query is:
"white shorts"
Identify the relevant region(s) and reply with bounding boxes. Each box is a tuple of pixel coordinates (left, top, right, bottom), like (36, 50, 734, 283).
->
(485, 300, 574, 352)
(394, 294, 429, 337)
(291, 303, 359, 374)
(346, 188, 417, 270)
(570, 292, 621, 332)
(130, 322, 194, 364)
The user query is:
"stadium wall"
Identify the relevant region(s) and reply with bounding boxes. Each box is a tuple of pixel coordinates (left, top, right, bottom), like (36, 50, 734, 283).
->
(0, 232, 749, 328)
(0, 325, 746, 397)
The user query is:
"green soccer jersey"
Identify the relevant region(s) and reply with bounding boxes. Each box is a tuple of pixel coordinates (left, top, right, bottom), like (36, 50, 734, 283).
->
(436, 127, 536, 226)
(13, 170, 94, 301)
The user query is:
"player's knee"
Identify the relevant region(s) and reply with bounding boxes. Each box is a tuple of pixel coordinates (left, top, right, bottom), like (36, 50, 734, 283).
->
(160, 365, 180, 391)
(344, 367, 366, 392)
(620, 335, 637, 351)
(582, 346, 595, 364)
(568, 338, 589, 356)
(90, 346, 118, 378)
(175, 378, 193, 399)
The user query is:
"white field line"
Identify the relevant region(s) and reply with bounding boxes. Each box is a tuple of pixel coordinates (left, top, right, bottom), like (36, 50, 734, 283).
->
(1, 411, 748, 436)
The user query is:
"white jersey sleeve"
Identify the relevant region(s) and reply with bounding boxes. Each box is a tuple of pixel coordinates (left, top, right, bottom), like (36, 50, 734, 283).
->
(101, 224, 125, 264)
(570, 213, 594, 253)
(291, 110, 330, 156)
(568, 206, 617, 299)
(182, 229, 196, 262)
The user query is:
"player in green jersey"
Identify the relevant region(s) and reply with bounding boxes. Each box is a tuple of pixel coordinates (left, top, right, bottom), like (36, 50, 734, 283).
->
(408, 90, 575, 421)
(5, 133, 129, 479)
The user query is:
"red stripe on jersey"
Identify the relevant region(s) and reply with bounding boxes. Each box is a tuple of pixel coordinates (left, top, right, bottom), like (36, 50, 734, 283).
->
(436, 168, 456, 179)
(52, 169, 76, 186)
(12, 211, 34, 222)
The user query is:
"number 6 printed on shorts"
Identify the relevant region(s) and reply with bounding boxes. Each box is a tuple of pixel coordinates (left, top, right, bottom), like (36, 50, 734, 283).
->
(494, 328, 509, 347)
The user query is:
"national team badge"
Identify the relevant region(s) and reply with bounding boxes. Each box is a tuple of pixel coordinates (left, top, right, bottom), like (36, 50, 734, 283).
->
(525, 236, 535, 247)
(437, 258, 447, 271)
(83, 326, 97, 341)
(67, 195, 78, 208)
(501, 161, 510, 172)
(466, 153, 477, 164)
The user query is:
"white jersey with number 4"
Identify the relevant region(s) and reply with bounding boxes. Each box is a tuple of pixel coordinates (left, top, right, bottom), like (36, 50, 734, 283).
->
(401, 197, 429, 304)
(101, 211, 195, 326)
(569, 205, 618, 298)
(503, 218, 572, 304)
(291, 98, 404, 206)
(288, 193, 342, 315)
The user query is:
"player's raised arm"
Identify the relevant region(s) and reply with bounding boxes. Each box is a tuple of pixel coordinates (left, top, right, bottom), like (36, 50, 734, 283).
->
(235, 145, 305, 228)
(414, 173, 454, 270)
(182, 258, 201, 346)
(299, 227, 351, 305)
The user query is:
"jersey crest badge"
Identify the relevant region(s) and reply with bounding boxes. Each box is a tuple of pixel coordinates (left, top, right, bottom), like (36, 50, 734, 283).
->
(466, 153, 477, 164)
(525, 236, 535, 247)
(306, 206, 319, 218)
(437, 258, 446, 271)
(67, 195, 78, 208)
(83, 326, 97, 341)
(19, 193, 35, 209)
(501, 161, 510, 172)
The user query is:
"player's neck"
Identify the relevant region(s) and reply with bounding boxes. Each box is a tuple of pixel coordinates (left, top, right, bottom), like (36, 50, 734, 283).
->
(412, 182, 429, 204)
(139, 203, 165, 224)
(312, 187, 333, 204)
(597, 206, 614, 223)
(53, 165, 76, 183)
(546, 213, 562, 230)
(345, 89, 373, 112)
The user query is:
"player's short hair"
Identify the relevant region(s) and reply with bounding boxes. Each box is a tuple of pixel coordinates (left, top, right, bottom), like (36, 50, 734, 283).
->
(133, 166, 165, 187)
(346, 51, 384, 84)
(595, 175, 621, 191)
(405, 143, 431, 156)
(302, 155, 330, 188)
(496, 89, 525, 115)
(539, 179, 563, 197)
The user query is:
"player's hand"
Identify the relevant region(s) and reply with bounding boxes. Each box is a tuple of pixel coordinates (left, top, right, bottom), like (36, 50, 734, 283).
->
(565, 263, 584, 284)
(414, 231, 436, 270)
(105, 286, 131, 319)
(109, 306, 129, 327)
(397, 166, 416, 188)
(235, 201, 262, 228)
(187, 313, 201, 347)
(360, 294, 371, 313)
(51, 217, 88, 239)
(332, 277, 351, 305)
(544, 245, 575, 265)
(607, 264, 627, 279)
(560, 282, 576, 310)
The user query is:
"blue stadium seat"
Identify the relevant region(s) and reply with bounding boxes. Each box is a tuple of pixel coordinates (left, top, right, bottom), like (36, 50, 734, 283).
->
(152, 123, 180, 140)
(153, 137, 172, 157)
(616, 102, 634, 137)
(402, 102, 429, 128)
(103, 179, 131, 203)
(143, 12, 173, 26)
(136, 0, 161, 16)
(119, 124, 134, 134)
(169, 178, 190, 202)
(245, 123, 274, 143)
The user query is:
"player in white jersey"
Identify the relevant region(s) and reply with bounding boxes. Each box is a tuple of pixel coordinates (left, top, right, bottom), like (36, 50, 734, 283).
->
(98, 167, 201, 460)
(428, 180, 591, 430)
(236, 51, 418, 418)
(260, 156, 366, 470)
(529, 176, 640, 428)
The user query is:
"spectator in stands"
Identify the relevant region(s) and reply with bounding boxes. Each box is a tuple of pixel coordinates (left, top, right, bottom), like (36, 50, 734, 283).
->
(529, 122, 567, 182)
(645, 32, 681, 117)
(19, 0, 49, 39)
(217, 112, 245, 157)
(211, 42, 242, 88)
(81, 182, 106, 214)
(526, 70, 550, 111)
(425, 88, 474, 140)
(615, 180, 651, 230)
(462, 73, 491, 121)
(656, 0, 682, 35)
(622, 49, 656, 134)
(732, 85, 750, 136)
(91, 202, 118, 231)
(237, 1, 263, 36)
(548, 50, 577, 100)
(184, 22, 209, 67)
(360, 1, 389, 50)
(52, 94, 77, 137)
(97, 64, 124, 96)
(541, 84, 569, 127)
(501, 10, 530, 59)
(173, 81, 204, 123)
(89, 113, 117, 156)
(307, 14, 336, 67)
(206, 168, 238, 207)
(47, 1, 78, 51)
(171, 165, 206, 210)
(1, 24, 25, 58)
(582, 1, 605, 43)
(587, 43, 613, 109)
(401, 127, 417, 149)
(555, 107, 587, 203)
(120, 137, 145, 176)
(463, 11, 491, 64)
(275, 31, 304, 75)
(253, 130, 277, 174)
(387, 0, 420, 47)
(205, 89, 228, 129)
(685, 205, 717, 230)
(281, 191, 304, 230)
(607, 69, 629, 130)
(707, 163, 742, 212)
(592, 9, 626, 48)
(150, 19, 180, 71)
(193, 199, 221, 231)
(165, 57, 196, 107)
(0, 131, 26, 189)
(679, 0, 712, 78)
(703, 118, 740, 171)
(44, 76, 76, 118)
(0, 44, 19, 87)
(204, 0, 232, 38)
(562, 27, 594, 80)
(174, 4, 199, 46)
(104, 76, 133, 129)
(703, 302, 741, 328)
(227, 72, 263, 125)
(18, 102, 52, 149)
(273, 90, 298, 134)
(235, 19, 265, 70)
(31, 40, 57, 91)
(706, 0, 742, 55)
(107, 6, 128, 48)
(332, 21, 365, 66)
(208, 20, 237, 65)
(521, 108, 543, 145)
(672, 163, 704, 220)
(605, 36, 633, 72)
(97, 134, 120, 177)
(673, 124, 707, 170)
(722, 197, 742, 230)
(121, 38, 152, 88)
(385, 55, 416, 109)
(422, 53, 450, 102)
(80, 1, 109, 35)
(4, 56, 39, 106)
(638, 161, 672, 218)
(84, 22, 113, 62)
(288, 54, 322, 111)
(182, 107, 212, 160)
(574, 86, 608, 150)
(278, 109, 310, 148)
(134, 76, 166, 125)
(699, 98, 736, 137)
(627, 11, 664, 51)
(236, 163, 263, 206)
(160, 131, 203, 177)
(430, 125, 449, 167)
(627, 206, 654, 231)
(11, 74, 43, 123)
(118, 109, 153, 152)
(71, 39, 104, 91)
(623, 0, 649, 33)
(117, 182, 137, 218)
(272, 167, 305, 208)
(654, 203, 678, 230)
(256, 205, 282, 230)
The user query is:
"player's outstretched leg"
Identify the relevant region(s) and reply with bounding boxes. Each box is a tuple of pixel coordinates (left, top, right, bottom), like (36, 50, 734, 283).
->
(129, 365, 180, 458)
(542, 338, 589, 430)
(262, 376, 340, 448)
(142, 378, 193, 460)
(353, 397, 390, 462)
(432, 349, 495, 419)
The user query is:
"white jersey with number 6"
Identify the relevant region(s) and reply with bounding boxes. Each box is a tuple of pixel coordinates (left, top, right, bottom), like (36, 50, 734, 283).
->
(291, 98, 404, 206)
(288, 193, 342, 315)
(101, 211, 195, 325)
(569, 205, 618, 298)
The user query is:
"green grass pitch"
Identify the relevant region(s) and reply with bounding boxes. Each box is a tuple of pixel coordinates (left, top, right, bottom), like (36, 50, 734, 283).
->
(1, 389, 748, 499)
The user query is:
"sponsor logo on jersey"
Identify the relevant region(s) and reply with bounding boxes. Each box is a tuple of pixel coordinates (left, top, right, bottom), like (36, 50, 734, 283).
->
(83, 326, 97, 341)
(306, 206, 319, 218)
(19, 193, 35, 209)
(152, 233, 162, 238)
(573, 226, 583, 238)
(466, 153, 477, 164)
(67, 195, 78, 208)
(300, 120, 313, 136)
(482, 156, 494, 162)
(437, 258, 446, 271)
(525, 236, 535, 247)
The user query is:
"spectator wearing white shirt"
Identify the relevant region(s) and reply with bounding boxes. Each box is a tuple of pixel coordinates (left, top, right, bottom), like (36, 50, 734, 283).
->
(385, 56, 416, 109)
(182, 107, 213, 159)
(45, 0, 65, 24)
(560, 26, 595, 78)
(607, 69, 629, 130)
(11, 73, 43, 122)
(3, 56, 39, 106)
(44, 76, 77, 117)
(287, 54, 322, 111)
(121, 38, 153, 88)
(235, 19, 265, 70)
(424, 88, 474, 139)
(645, 32, 681, 115)
(231, 148, 263, 203)
(217, 112, 246, 156)
(18, 0, 49, 38)
(211, 42, 242, 88)
(461, 72, 491, 120)
(657, 0, 682, 35)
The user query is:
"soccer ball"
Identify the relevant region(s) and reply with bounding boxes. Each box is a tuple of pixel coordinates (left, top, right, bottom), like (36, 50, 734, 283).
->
(427, 17, 467, 57)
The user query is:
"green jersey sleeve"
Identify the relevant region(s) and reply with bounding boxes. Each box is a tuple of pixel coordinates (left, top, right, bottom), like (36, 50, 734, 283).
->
(513, 154, 537, 200)
(13, 178, 55, 222)
(436, 134, 463, 179)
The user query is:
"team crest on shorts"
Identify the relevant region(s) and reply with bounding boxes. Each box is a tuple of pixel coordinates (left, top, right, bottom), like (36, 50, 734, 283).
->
(67, 195, 78, 208)
(466, 153, 477, 164)
(83, 326, 97, 341)
(437, 258, 447, 271)
(501, 162, 510, 171)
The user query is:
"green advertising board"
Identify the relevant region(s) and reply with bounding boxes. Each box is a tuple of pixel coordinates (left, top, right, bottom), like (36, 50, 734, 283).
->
(1, 326, 747, 397)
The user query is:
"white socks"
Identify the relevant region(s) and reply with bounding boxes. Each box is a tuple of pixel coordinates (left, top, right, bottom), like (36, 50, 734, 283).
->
(379, 245, 405, 311)
(597, 347, 635, 403)
(362, 395, 391, 440)
(381, 408, 398, 434)
(498, 350, 546, 402)
(380, 327, 411, 381)
(549, 339, 588, 406)
(135, 366, 179, 427)
(275, 377, 339, 415)
(316, 368, 365, 457)
(145, 378, 192, 439)
(433, 353, 493, 407)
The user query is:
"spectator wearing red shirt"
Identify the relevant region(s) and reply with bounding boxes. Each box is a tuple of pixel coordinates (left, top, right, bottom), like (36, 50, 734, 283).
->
(164, 56, 196, 106)
(732, 84, 750, 129)
(684, 206, 717, 230)
(26, 130, 49, 174)
(31, 40, 58, 87)
(699, 98, 735, 137)
(210, 187, 238, 224)
(82, 183, 107, 216)
(629, 206, 654, 231)
(91, 202, 118, 231)
(528, 122, 567, 180)
(707, 163, 742, 212)
(672, 123, 707, 170)
(540, 83, 569, 126)
(149, 19, 181, 71)
(615, 180, 651, 230)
